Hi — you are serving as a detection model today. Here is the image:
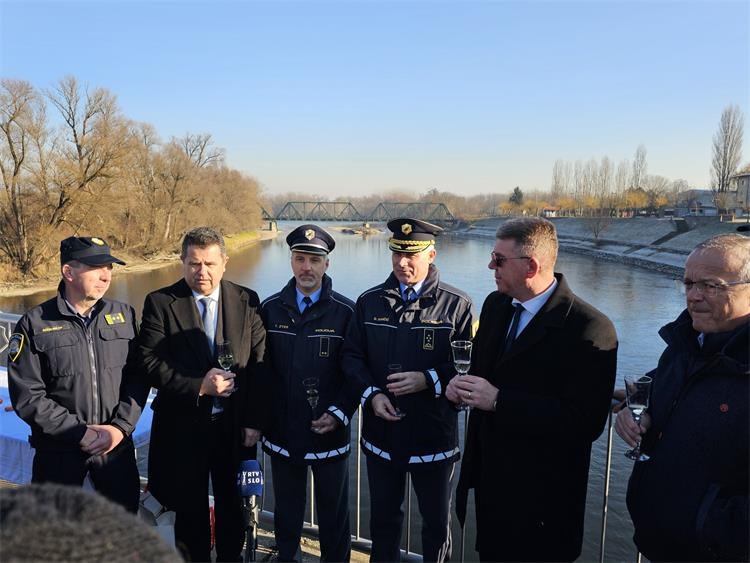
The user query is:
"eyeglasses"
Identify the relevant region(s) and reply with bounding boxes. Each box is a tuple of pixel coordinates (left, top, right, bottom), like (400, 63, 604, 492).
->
(679, 279, 750, 297)
(490, 252, 530, 268)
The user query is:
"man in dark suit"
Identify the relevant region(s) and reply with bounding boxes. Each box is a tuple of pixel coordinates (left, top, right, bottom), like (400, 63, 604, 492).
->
(139, 226, 268, 562)
(448, 217, 617, 562)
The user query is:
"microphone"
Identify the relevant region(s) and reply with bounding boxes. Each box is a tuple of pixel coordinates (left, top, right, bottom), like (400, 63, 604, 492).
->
(737, 224, 750, 233)
(237, 459, 263, 560)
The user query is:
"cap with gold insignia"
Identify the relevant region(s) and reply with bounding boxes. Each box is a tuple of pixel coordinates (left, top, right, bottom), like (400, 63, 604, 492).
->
(286, 224, 336, 256)
(387, 218, 443, 253)
(60, 236, 126, 266)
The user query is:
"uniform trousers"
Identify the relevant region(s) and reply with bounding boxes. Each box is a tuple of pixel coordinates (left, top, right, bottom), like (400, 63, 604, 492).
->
(174, 414, 244, 563)
(366, 456, 455, 563)
(270, 455, 351, 562)
(32, 438, 140, 513)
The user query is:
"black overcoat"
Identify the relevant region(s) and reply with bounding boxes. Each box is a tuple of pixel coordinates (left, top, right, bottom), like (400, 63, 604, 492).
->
(138, 278, 267, 510)
(456, 273, 617, 562)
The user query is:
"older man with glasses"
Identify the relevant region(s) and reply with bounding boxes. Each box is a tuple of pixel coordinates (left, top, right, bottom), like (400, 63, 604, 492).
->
(448, 216, 618, 562)
(616, 233, 749, 562)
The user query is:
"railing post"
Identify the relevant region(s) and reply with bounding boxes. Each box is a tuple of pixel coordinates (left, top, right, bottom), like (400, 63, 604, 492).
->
(599, 405, 615, 563)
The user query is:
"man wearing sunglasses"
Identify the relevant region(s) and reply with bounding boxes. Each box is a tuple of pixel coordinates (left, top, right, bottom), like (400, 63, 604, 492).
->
(448, 216, 617, 562)
(615, 233, 749, 562)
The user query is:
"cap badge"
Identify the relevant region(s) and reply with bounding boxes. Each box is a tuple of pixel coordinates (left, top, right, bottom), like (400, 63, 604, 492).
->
(401, 223, 413, 235)
(304, 229, 315, 241)
(91, 237, 105, 246)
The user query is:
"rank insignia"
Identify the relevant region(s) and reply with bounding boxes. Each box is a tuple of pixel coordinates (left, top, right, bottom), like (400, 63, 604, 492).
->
(105, 312, 126, 325)
(91, 237, 105, 245)
(423, 328, 435, 351)
(304, 229, 315, 240)
(401, 223, 413, 235)
(8, 333, 24, 362)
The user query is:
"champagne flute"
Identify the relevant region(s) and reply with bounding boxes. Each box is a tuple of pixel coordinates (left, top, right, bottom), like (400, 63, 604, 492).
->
(624, 375, 653, 461)
(387, 364, 406, 418)
(451, 340, 472, 410)
(217, 341, 234, 371)
(302, 377, 320, 418)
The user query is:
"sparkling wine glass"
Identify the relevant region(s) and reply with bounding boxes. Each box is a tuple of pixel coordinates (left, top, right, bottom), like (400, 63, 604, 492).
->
(217, 341, 234, 371)
(624, 375, 653, 461)
(302, 377, 320, 417)
(387, 364, 406, 418)
(451, 340, 472, 410)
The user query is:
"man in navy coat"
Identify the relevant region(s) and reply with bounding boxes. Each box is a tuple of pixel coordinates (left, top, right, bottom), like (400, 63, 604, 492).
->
(449, 217, 617, 562)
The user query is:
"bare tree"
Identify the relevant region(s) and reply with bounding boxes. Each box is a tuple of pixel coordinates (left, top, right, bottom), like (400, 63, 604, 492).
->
(179, 132, 225, 168)
(0, 79, 51, 274)
(711, 105, 743, 195)
(631, 145, 647, 190)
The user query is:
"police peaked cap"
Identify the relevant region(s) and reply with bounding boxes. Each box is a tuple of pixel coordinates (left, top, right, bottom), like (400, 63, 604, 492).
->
(387, 218, 443, 253)
(60, 236, 126, 266)
(286, 224, 336, 255)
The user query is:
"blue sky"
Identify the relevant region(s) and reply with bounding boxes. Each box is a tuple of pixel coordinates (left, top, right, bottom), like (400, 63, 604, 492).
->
(1, 0, 748, 197)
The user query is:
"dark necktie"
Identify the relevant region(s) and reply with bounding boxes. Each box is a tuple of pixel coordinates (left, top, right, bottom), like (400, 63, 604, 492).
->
(405, 287, 416, 302)
(503, 303, 524, 354)
(301, 296, 313, 313)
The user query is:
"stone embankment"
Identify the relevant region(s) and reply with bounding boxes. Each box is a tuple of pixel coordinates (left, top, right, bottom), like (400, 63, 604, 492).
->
(458, 216, 748, 277)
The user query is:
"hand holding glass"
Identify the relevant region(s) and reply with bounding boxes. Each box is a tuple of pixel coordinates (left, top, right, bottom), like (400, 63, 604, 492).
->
(451, 340, 472, 410)
(387, 364, 406, 418)
(302, 377, 320, 416)
(624, 375, 652, 461)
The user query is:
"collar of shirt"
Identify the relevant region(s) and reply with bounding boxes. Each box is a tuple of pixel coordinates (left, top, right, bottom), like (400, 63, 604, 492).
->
(296, 287, 322, 311)
(63, 298, 97, 326)
(191, 286, 221, 305)
(511, 278, 558, 336)
(399, 279, 425, 301)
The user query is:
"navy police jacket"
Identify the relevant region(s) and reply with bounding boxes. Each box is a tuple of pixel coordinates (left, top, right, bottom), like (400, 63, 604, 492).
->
(342, 265, 475, 469)
(8, 282, 147, 451)
(260, 275, 356, 464)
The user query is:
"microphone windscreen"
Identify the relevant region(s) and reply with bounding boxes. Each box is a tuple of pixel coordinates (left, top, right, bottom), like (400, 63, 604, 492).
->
(237, 459, 263, 497)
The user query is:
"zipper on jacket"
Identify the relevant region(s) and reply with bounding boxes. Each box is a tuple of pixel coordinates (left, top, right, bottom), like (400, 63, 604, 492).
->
(85, 324, 100, 424)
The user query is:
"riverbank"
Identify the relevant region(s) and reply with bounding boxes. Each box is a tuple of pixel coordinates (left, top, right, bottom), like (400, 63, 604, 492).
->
(459, 216, 748, 276)
(0, 229, 278, 298)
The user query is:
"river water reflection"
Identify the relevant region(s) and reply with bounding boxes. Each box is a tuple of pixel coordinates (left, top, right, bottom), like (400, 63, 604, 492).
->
(0, 221, 686, 560)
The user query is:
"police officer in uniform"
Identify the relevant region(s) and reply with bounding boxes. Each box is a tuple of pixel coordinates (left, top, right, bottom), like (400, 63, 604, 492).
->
(342, 218, 476, 562)
(261, 224, 356, 562)
(8, 236, 147, 513)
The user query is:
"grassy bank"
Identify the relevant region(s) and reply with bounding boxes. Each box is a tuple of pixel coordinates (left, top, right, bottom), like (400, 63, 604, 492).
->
(0, 229, 277, 298)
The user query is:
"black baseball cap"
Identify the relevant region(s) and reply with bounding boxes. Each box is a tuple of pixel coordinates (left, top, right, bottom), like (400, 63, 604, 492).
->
(387, 218, 443, 253)
(60, 237, 126, 266)
(286, 224, 336, 255)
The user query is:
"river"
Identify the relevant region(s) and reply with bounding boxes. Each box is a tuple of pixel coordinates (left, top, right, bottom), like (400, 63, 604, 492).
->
(0, 221, 686, 561)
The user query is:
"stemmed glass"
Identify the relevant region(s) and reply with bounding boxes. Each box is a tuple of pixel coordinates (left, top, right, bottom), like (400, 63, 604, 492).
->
(387, 364, 406, 418)
(217, 341, 234, 371)
(624, 375, 653, 461)
(451, 340, 472, 410)
(302, 377, 320, 418)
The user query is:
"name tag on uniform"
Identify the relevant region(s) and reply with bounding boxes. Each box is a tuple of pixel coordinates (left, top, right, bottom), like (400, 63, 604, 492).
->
(104, 312, 126, 325)
(423, 329, 435, 351)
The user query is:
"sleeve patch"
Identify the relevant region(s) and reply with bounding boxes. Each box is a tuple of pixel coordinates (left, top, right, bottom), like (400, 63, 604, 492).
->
(8, 333, 24, 362)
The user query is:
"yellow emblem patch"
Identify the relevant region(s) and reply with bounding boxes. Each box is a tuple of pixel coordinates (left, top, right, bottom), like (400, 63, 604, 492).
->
(304, 229, 315, 240)
(104, 312, 126, 325)
(91, 237, 105, 245)
(8, 333, 24, 362)
(401, 223, 413, 235)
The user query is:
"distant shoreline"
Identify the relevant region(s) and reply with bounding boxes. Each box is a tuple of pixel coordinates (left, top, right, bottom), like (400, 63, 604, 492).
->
(0, 229, 278, 298)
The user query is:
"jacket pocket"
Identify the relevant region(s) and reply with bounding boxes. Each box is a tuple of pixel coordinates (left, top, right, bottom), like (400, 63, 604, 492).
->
(99, 324, 135, 367)
(33, 330, 83, 377)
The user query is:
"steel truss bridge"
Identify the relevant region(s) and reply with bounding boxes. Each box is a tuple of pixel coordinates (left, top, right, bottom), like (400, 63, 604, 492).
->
(261, 201, 456, 225)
